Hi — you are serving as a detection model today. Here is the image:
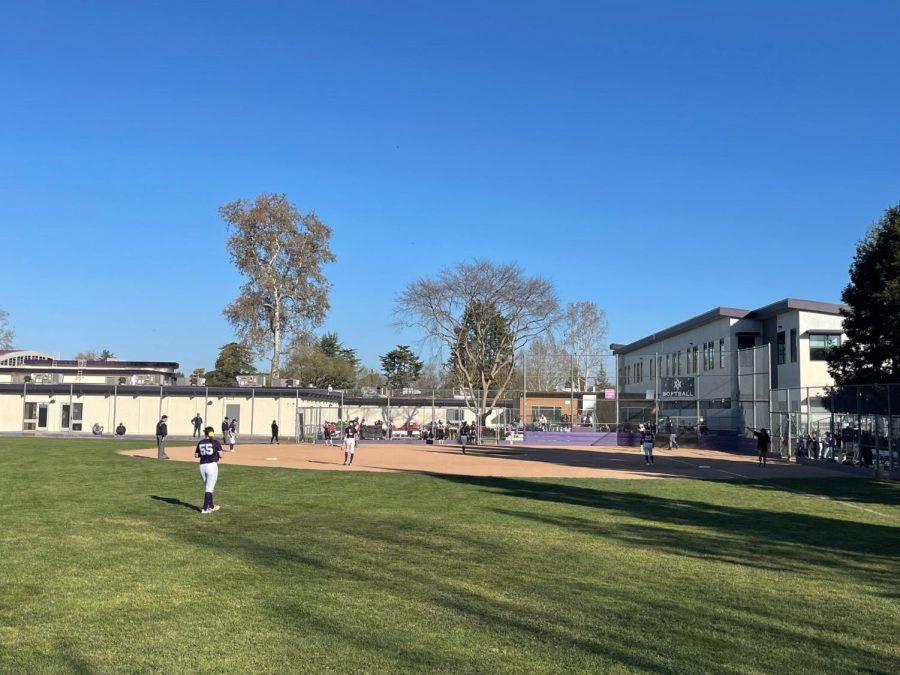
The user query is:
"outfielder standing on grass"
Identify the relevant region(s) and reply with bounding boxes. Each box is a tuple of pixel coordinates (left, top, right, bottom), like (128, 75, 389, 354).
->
(640, 425, 655, 465)
(155, 415, 169, 460)
(195, 426, 223, 514)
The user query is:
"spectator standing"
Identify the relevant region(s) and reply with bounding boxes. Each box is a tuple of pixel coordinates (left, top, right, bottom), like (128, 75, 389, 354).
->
(823, 432, 836, 461)
(191, 414, 203, 438)
(221, 417, 230, 444)
(271, 420, 279, 444)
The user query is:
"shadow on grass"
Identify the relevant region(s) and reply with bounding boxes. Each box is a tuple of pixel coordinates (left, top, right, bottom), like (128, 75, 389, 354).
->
(734, 476, 900, 506)
(150, 495, 201, 512)
(160, 505, 898, 674)
(146, 472, 900, 673)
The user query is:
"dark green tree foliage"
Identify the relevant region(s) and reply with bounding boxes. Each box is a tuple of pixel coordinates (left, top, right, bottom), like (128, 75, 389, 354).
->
(206, 342, 255, 386)
(282, 333, 357, 389)
(449, 300, 514, 399)
(318, 333, 358, 369)
(829, 204, 900, 385)
(380, 345, 424, 390)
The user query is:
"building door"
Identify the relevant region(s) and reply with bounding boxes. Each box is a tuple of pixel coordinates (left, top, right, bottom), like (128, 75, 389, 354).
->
(61, 404, 71, 430)
(226, 404, 242, 431)
(37, 404, 48, 430)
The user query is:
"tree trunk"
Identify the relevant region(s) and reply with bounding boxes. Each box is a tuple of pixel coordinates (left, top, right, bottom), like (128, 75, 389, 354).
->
(271, 303, 282, 382)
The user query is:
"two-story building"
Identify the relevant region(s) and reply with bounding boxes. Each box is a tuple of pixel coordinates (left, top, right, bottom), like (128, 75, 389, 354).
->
(611, 299, 846, 432)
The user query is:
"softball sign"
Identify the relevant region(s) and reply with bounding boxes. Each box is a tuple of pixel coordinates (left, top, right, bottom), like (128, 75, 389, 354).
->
(659, 377, 696, 399)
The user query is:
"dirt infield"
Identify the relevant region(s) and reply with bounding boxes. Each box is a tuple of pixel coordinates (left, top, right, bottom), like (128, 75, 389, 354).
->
(120, 441, 852, 480)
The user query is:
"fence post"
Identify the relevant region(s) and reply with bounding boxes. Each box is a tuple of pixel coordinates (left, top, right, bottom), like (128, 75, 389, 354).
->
(889, 385, 894, 474)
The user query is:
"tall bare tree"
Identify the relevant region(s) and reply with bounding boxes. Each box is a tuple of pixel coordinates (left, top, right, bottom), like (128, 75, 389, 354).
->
(397, 260, 559, 420)
(521, 334, 569, 391)
(562, 301, 609, 390)
(221, 194, 335, 380)
(0, 309, 13, 349)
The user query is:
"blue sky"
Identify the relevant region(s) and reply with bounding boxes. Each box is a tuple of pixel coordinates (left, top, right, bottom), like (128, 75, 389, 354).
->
(2, 0, 898, 373)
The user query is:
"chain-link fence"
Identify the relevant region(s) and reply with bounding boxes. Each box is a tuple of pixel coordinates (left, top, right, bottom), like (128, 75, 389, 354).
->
(770, 383, 899, 475)
(614, 345, 770, 435)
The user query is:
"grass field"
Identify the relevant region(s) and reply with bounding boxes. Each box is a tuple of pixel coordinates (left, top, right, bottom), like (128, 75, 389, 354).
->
(1, 438, 898, 674)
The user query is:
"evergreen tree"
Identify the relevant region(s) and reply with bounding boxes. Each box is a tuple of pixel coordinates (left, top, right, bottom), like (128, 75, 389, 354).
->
(206, 342, 256, 386)
(380, 345, 424, 390)
(829, 203, 900, 385)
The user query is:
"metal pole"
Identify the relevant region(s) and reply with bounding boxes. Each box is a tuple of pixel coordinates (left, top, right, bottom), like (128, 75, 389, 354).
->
(22, 381, 27, 432)
(522, 350, 527, 431)
(251, 388, 256, 443)
(654, 352, 659, 433)
(205, 386, 209, 429)
(431, 388, 435, 441)
(295, 388, 299, 442)
(570, 353, 575, 430)
(69, 383, 74, 434)
(112, 384, 117, 434)
(696, 364, 701, 436)
(614, 352, 620, 432)
(888, 385, 894, 474)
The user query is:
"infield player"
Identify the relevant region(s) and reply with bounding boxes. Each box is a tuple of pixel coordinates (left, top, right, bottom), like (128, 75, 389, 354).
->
(195, 426, 223, 514)
(343, 420, 359, 465)
(748, 427, 771, 467)
(640, 426, 655, 465)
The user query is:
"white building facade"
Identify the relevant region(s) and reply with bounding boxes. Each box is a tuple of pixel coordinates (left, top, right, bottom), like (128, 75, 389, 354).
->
(611, 299, 846, 432)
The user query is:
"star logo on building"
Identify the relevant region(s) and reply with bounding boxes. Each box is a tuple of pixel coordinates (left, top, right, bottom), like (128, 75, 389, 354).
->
(673, 379, 683, 391)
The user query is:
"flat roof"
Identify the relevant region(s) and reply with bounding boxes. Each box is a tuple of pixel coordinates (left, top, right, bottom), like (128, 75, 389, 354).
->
(611, 298, 846, 355)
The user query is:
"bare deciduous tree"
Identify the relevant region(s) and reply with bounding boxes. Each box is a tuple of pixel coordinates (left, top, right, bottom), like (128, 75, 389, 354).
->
(397, 260, 559, 420)
(521, 334, 569, 391)
(562, 301, 609, 390)
(0, 309, 13, 349)
(221, 193, 335, 381)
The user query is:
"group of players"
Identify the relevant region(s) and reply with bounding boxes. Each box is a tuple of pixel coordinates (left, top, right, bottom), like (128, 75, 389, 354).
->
(188, 420, 775, 515)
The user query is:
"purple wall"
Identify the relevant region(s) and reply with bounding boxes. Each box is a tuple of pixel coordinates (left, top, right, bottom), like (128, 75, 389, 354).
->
(523, 431, 620, 446)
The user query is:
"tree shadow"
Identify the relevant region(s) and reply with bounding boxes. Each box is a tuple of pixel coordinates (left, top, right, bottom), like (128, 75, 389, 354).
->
(430, 475, 900, 561)
(150, 495, 201, 512)
(733, 476, 900, 507)
(155, 503, 899, 673)
(421, 442, 823, 479)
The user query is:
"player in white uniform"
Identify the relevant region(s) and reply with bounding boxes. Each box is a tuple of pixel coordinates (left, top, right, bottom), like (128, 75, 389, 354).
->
(343, 421, 359, 465)
(195, 426, 223, 514)
(640, 427, 655, 465)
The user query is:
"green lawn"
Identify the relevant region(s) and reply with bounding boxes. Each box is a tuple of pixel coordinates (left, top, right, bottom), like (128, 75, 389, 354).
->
(1, 438, 898, 674)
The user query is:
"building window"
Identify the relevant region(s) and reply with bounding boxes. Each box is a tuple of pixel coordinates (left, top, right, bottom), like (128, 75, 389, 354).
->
(650, 356, 654, 380)
(692, 346, 699, 373)
(810, 334, 841, 361)
(776, 331, 786, 365)
(719, 338, 725, 368)
(790, 329, 798, 363)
